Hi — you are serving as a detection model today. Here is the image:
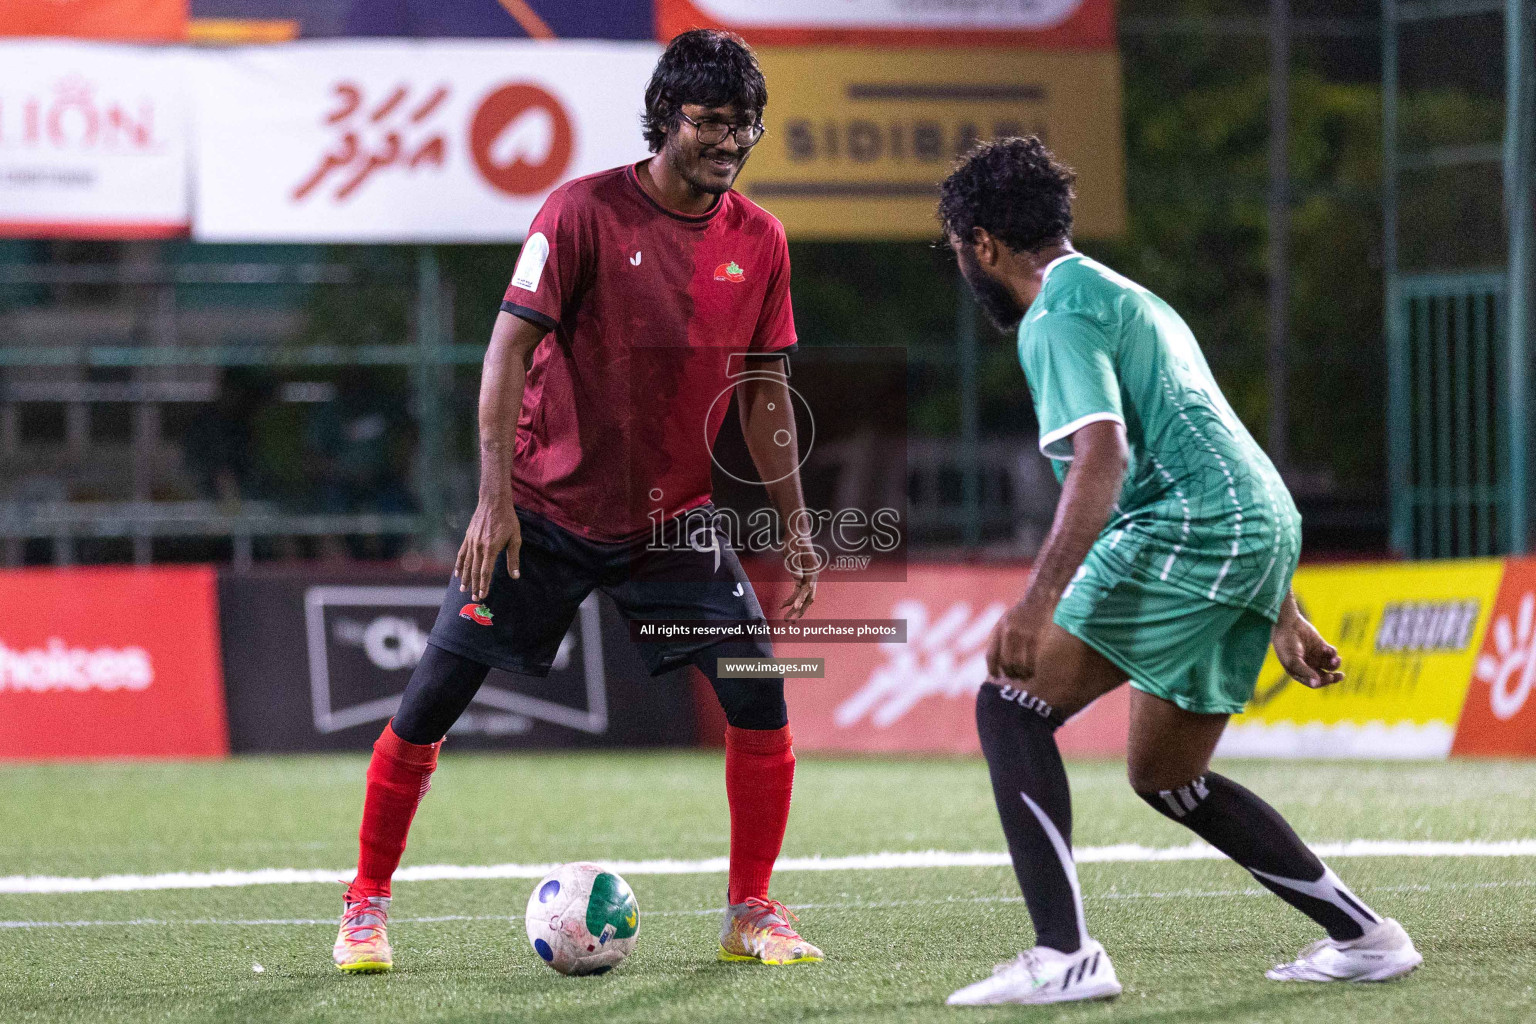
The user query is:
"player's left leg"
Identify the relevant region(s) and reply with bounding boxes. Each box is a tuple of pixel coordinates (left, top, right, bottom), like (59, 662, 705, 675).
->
(692, 643, 822, 965)
(606, 509, 820, 965)
(1125, 625, 1421, 983)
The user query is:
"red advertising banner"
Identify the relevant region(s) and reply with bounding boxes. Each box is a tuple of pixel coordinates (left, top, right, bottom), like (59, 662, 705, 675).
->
(755, 563, 1127, 756)
(0, 566, 227, 758)
(0, 0, 187, 41)
(656, 0, 1116, 49)
(1452, 557, 1536, 757)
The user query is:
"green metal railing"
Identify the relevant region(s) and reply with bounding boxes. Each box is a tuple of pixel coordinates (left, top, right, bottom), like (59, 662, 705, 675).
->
(1383, 0, 1533, 557)
(1389, 272, 1508, 556)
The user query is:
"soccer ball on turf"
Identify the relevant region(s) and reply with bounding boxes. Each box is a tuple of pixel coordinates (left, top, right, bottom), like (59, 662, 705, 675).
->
(524, 862, 640, 975)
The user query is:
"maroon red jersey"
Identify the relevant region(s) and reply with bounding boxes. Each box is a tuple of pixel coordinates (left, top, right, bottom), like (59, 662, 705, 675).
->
(500, 161, 798, 542)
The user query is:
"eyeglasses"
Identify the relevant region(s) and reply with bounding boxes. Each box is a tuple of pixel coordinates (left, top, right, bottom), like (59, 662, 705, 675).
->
(677, 112, 766, 149)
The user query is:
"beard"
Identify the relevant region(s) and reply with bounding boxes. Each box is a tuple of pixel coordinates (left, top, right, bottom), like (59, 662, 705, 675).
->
(665, 140, 746, 196)
(956, 245, 1026, 332)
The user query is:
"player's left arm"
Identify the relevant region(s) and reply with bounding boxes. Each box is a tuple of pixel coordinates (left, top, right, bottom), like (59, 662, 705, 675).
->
(738, 221, 816, 619)
(988, 420, 1128, 682)
(738, 362, 816, 619)
(1270, 590, 1345, 688)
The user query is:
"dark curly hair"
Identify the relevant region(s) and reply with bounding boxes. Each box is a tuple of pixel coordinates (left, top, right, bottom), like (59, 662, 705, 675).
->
(642, 30, 767, 154)
(938, 137, 1077, 252)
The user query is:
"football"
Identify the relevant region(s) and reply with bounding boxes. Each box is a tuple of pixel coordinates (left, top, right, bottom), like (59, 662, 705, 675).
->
(524, 862, 641, 975)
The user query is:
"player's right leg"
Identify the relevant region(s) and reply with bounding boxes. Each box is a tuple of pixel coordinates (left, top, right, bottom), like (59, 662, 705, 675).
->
(334, 510, 598, 973)
(948, 625, 1125, 1006)
(334, 645, 487, 972)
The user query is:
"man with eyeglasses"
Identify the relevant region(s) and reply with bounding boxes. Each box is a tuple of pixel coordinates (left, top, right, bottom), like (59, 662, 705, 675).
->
(332, 29, 824, 973)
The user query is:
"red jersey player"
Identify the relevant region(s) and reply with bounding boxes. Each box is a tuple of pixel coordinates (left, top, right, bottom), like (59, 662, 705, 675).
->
(333, 30, 824, 973)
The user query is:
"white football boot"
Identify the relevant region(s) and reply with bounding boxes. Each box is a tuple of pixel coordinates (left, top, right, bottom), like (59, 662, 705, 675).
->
(947, 939, 1121, 1006)
(1266, 918, 1422, 983)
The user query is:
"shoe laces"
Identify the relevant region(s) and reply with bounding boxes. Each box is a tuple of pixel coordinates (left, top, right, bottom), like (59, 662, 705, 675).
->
(997, 949, 1046, 981)
(1297, 938, 1334, 960)
(738, 897, 800, 938)
(341, 900, 387, 945)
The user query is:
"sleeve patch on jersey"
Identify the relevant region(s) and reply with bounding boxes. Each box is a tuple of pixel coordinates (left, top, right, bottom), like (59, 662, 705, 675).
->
(511, 232, 550, 292)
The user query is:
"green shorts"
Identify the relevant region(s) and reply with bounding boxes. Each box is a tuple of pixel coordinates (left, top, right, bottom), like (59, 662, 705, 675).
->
(1053, 547, 1277, 716)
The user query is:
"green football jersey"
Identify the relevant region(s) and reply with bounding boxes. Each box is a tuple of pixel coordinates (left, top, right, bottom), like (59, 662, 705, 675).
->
(1017, 253, 1301, 619)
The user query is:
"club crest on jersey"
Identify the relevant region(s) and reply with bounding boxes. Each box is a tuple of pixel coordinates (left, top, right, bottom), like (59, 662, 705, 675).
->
(459, 602, 494, 626)
(714, 260, 745, 283)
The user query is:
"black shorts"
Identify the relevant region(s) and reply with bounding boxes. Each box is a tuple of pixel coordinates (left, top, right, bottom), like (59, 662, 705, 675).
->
(428, 504, 772, 676)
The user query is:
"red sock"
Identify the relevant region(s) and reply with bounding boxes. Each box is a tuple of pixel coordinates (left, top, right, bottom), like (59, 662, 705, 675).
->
(350, 721, 441, 900)
(725, 724, 795, 904)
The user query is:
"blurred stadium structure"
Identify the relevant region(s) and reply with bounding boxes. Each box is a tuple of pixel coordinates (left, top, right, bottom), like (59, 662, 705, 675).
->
(0, 1, 1522, 569)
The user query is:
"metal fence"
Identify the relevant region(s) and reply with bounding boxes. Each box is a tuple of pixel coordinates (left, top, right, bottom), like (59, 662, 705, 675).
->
(1390, 272, 1509, 557)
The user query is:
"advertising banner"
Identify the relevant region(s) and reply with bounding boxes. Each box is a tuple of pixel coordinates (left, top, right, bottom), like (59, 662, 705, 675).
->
(1452, 557, 1536, 757)
(763, 564, 1128, 756)
(191, 40, 660, 242)
(0, 0, 187, 41)
(0, 566, 227, 759)
(1219, 560, 1504, 760)
(341, 0, 655, 40)
(217, 568, 695, 751)
(737, 47, 1126, 240)
(187, 0, 651, 42)
(655, 0, 1115, 48)
(0, 42, 190, 238)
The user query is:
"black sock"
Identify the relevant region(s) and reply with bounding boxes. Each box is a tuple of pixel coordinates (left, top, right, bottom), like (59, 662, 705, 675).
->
(391, 643, 492, 744)
(1137, 772, 1382, 941)
(975, 682, 1085, 955)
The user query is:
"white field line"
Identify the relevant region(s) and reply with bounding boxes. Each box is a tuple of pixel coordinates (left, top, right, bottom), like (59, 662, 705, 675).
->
(2, 839, 1536, 896)
(4, 879, 1535, 931)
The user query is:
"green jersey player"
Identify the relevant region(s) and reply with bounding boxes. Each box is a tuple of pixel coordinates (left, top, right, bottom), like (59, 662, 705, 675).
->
(937, 138, 1421, 1007)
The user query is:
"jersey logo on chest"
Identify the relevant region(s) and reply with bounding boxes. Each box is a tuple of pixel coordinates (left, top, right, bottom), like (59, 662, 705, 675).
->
(713, 260, 746, 283)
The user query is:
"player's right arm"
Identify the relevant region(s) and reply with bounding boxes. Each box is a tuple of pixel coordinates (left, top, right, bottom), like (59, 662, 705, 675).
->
(458, 185, 583, 601)
(988, 312, 1128, 681)
(455, 310, 547, 603)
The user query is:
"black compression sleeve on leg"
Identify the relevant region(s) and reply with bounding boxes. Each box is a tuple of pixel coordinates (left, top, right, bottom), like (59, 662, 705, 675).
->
(692, 641, 788, 731)
(975, 682, 1086, 955)
(390, 643, 493, 745)
(1136, 772, 1382, 941)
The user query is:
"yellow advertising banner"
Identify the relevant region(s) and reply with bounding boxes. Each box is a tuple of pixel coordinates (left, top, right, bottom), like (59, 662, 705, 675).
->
(738, 47, 1126, 240)
(1219, 560, 1505, 759)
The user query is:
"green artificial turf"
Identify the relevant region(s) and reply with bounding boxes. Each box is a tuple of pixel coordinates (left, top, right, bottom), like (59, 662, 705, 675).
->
(1, 754, 1533, 1023)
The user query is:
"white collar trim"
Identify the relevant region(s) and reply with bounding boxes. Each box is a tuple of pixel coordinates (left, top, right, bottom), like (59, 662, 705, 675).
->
(1040, 251, 1083, 288)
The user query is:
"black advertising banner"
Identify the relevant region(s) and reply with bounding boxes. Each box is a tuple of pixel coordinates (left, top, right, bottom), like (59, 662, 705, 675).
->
(218, 567, 695, 752)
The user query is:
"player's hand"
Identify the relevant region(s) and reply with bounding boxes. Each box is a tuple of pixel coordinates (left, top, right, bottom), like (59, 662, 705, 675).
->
(987, 597, 1052, 683)
(455, 494, 521, 603)
(780, 531, 819, 620)
(1271, 605, 1344, 688)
